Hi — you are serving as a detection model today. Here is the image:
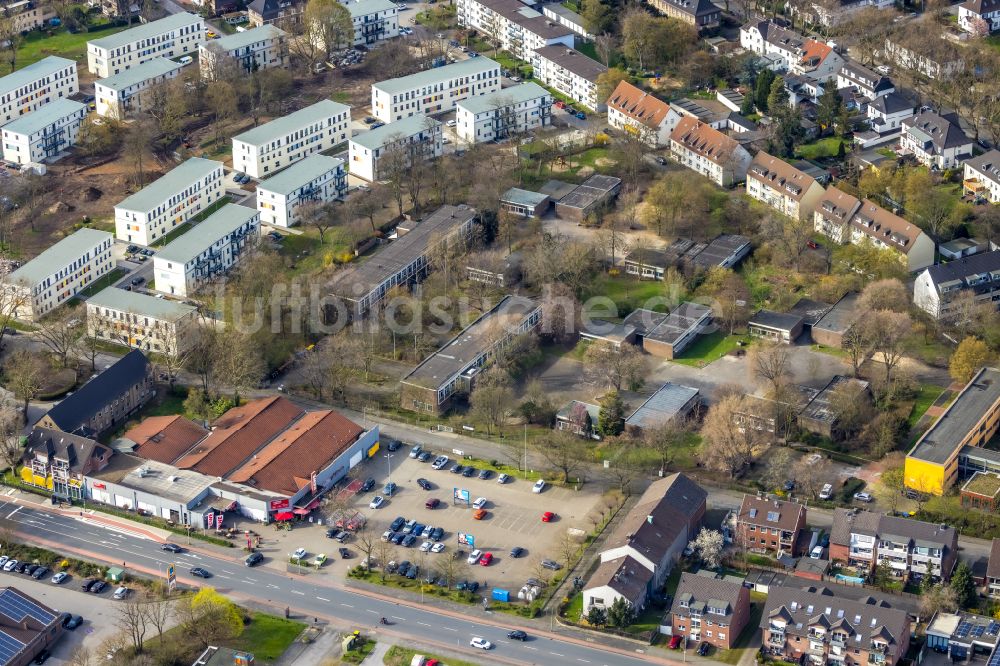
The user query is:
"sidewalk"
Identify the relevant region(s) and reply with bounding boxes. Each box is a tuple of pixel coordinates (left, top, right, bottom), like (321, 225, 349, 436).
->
(361, 641, 390, 665)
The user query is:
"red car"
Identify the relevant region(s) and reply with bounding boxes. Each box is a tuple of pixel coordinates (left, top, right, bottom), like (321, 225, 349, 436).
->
(480, 552, 493, 566)
(554, 100, 566, 109)
(541, 511, 555, 522)
(425, 498, 440, 509)
(669, 635, 683, 649)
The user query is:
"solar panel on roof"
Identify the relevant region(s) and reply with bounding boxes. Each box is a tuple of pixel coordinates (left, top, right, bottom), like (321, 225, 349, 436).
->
(0, 589, 55, 625)
(0, 630, 23, 663)
(988, 622, 1000, 635)
(767, 511, 780, 521)
(988, 643, 1000, 666)
(975, 625, 986, 638)
(957, 622, 972, 638)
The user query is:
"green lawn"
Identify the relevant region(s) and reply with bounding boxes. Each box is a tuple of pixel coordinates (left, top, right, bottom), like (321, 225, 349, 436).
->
(906, 384, 946, 430)
(671, 331, 751, 367)
(624, 604, 665, 635)
(139, 387, 189, 418)
(795, 137, 846, 161)
(714, 595, 765, 665)
(2, 23, 128, 75)
(220, 613, 305, 662)
(78, 268, 126, 297)
(152, 198, 232, 247)
(987, 34, 1000, 53)
(583, 273, 667, 316)
(810, 343, 849, 359)
(340, 636, 376, 664)
(561, 591, 584, 621)
(384, 646, 480, 666)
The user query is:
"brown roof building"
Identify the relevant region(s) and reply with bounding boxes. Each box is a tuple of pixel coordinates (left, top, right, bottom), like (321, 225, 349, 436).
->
(849, 200, 935, 272)
(736, 495, 808, 556)
(21, 427, 111, 501)
(0, 587, 65, 666)
(126, 415, 208, 465)
(606, 81, 672, 147)
(987, 539, 1000, 598)
(813, 186, 861, 244)
(746, 151, 826, 221)
(671, 573, 752, 649)
(669, 116, 752, 187)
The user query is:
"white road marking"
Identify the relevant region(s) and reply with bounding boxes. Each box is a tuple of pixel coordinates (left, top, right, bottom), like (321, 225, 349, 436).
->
(577, 659, 590, 663)
(317, 597, 330, 602)
(417, 622, 430, 627)
(550, 652, 565, 657)
(365, 609, 378, 614)
(6, 507, 21, 519)
(245, 578, 258, 582)
(442, 627, 457, 632)
(215, 574, 231, 579)
(525, 646, 538, 651)
(291, 590, 304, 595)
(391, 615, 405, 620)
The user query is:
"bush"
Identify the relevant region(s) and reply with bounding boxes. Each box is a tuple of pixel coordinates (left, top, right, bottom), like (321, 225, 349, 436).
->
(840, 477, 865, 502)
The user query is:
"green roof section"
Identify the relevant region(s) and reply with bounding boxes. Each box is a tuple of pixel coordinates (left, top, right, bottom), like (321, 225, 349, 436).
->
(373, 57, 500, 95)
(233, 99, 349, 147)
(6, 228, 113, 285)
(116, 157, 223, 215)
(95, 57, 183, 92)
(2, 98, 85, 136)
(350, 115, 441, 151)
(0, 56, 75, 99)
(345, 0, 397, 17)
(156, 204, 258, 265)
(209, 24, 285, 52)
(457, 81, 550, 115)
(89, 12, 202, 51)
(257, 154, 345, 196)
(87, 287, 197, 321)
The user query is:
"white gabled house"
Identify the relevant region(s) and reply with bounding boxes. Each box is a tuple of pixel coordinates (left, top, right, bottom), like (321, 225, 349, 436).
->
(899, 111, 973, 170)
(963, 149, 1000, 204)
(668, 116, 751, 187)
(958, 0, 1000, 33)
(605, 80, 672, 147)
(746, 151, 826, 222)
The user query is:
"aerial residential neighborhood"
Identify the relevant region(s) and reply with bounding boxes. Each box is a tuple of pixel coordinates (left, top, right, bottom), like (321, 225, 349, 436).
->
(2, 0, 1000, 663)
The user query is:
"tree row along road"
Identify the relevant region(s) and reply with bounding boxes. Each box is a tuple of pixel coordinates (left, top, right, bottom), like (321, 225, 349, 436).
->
(0, 499, 675, 666)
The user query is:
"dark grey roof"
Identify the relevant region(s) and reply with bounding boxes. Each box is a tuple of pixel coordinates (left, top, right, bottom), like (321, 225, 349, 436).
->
(761, 587, 910, 647)
(739, 495, 805, 532)
(622, 308, 670, 336)
(691, 234, 752, 268)
(749, 309, 804, 333)
(869, 91, 914, 116)
(644, 302, 713, 345)
(965, 149, 1000, 187)
(813, 292, 860, 335)
(24, 427, 110, 474)
(654, 0, 719, 18)
(775, 575, 921, 617)
(248, 0, 301, 20)
(787, 298, 833, 326)
(532, 45, 607, 83)
(763, 22, 805, 52)
(626, 383, 701, 430)
(586, 555, 652, 602)
(839, 61, 894, 94)
(830, 508, 956, 552)
(41, 350, 150, 437)
(923, 250, 1000, 292)
(905, 111, 972, 151)
(671, 572, 745, 621)
(910, 367, 1000, 465)
(960, 0, 1000, 16)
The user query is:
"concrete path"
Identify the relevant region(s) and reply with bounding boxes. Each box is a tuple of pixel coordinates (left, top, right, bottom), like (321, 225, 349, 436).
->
(361, 641, 390, 665)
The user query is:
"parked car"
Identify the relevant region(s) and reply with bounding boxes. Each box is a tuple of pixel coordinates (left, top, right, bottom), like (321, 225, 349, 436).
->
(541, 511, 555, 522)
(51, 572, 68, 584)
(402, 534, 417, 548)
(430, 527, 444, 541)
(62, 614, 82, 629)
(819, 484, 834, 500)
(472, 509, 487, 520)
(510, 546, 524, 558)
(34, 649, 50, 664)
(420, 540, 433, 552)
(698, 642, 710, 656)
(418, 451, 432, 462)
(360, 478, 376, 492)
(369, 495, 386, 509)
(409, 445, 423, 459)
(113, 586, 130, 599)
(391, 533, 405, 545)
(245, 552, 264, 567)
(462, 466, 475, 477)
(383, 481, 398, 496)
(532, 479, 546, 493)
(480, 552, 493, 566)
(23, 564, 37, 576)
(497, 473, 510, 484)
(425, 498, 441, 509)
(854, 492, 873, 503)
(472, 497, 487, 510)
(417, 478, 432, 491)
(810, 546, 824, 559)
(387, 439, 401, 452)
(431, 456, 449, 470)
(89, 581, 107, 593)
(477, 469, 493, 480)
(541, 559, 561, 570)
(654, 156, 668, 165)
(431, 542, 445, 553)
(450, 464, 464, 474)
(669, 635, 683, 649)
(390, 516, 406, 532)
(467, 549, 482, 565)
(80, 579, 97, 592)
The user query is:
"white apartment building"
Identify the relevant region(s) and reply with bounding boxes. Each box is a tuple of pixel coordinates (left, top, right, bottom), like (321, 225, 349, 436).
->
(1, 98, 86, 165)
(344, 0, 399, 47)
(531, 45, 607, 112)
(86, 287, 199, 355)
(2, 228, 114, 322)
(456, 0, 574, 61)
(900, 111, 973, 170)
(964, 149, 1000, 204)
(606, 80, 672, 147)
(348, 115, 442, 182)
(198, 24, 287, 80)
(87, 12, 205, 78)
(739, 20, 805, 71)
(371, 57, 501, 123)
(115, 157, 225, 246)
(231, 99, 350, 179)
(746, 151, 826, 221)
(837, 61, 894, 104)
(256, 153, 347, 228)
(669, 116, 752, 187)
(958, 0, 1000, 33)
(0, 56, 78, 126)
(913, 251, 1000, 321)
(153, 204, 260, 298)
(455, 82, 551, 143)
(94, 57, 183, 118)
(542, 4, 592, 40)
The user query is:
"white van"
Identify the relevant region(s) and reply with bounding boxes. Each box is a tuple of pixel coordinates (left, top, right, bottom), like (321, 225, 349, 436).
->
(819, 483, 833, 500)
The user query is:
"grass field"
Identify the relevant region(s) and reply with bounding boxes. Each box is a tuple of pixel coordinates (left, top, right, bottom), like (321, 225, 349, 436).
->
(671, 331, 750, 367)
(583, 273, 667, 316)
(795, 137, 846, 161)
(219, 613, 305, 662)
(1, 22, 128, 75)
(78, 267, 126, 297)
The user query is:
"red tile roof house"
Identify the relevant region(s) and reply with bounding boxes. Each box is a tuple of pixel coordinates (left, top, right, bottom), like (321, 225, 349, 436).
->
(736, 495, 808, 557)
(670, 573, 751, 650)
(582, 473, 707, 617)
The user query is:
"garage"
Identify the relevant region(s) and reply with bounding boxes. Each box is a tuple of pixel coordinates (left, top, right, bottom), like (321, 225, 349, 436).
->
(138, 500, 156, 514)
(349, 451, 363, 469)
(114, 494, 132, 509)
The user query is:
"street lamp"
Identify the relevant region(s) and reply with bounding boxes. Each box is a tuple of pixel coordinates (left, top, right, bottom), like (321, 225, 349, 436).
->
(384, 453, 393, 489)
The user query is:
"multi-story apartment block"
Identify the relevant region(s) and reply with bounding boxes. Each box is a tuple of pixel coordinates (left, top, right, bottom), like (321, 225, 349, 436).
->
(813, 186, 861, 244)
(0, 55, 78, 126)
(2, 228, 114, 322)
(740, 20, 805, 71)
(906, 367, 1000, 495)
(232, 99, 350, 178)
(455, 0, 574, 61)
(2, 0, 53, 32)
(900, 111, 973, 170)
(736, 495, 807, 556)
(913, 250, 1000, 321)
(199, 25, 287, 80)
(837, 61, 894, 104)
(370, 57, 501, 123)
(746, 151, 825, 221)
(670, 574, 751, 650)
(248, 0, 305, 27)
(256, 154, 347, 227)
(761, 587, 911, 666)
(348, 115, 442, 182)
(647, 0, 720, 30)
(344, 0, 399, 47)
(454, 82, 551, 143)
(114, 157, 225, 246)
(87, 12, 205, 78)
(22, 427, 111, 499)
(1, 98, 86, 165)
(86, 287, 199, 355)
(964, 150, 1000, 203)
(153, 204, 260, 298)
(669, 116, 752, 187)
(606, 81, 672, 147)
(94, 57, 183, 118)
(530, 45, 606, 111)
(830, 508, 958, 583)
(959, 0, 1000, 33)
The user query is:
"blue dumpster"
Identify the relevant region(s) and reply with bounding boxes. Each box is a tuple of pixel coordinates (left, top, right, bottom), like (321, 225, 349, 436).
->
(492, 588, 509, 602)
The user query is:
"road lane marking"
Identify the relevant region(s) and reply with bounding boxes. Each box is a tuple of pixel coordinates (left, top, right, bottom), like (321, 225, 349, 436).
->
(6, 507, 21, 519)
(550, 652, 565, 657)
(525, 646, 537, 651)
(417, 622, 430, 627)
(245, 578, 258, 582)
(317, 597, 330, 602)
(291, 590, 304, 595)
(391, 615, 405, 620)
(442, 627, 457, 632)
(577, 659, 590, 663)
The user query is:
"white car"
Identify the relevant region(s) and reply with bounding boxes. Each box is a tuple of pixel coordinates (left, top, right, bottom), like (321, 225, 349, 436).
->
(467, 549, 482, 565)
(431, 542, 445, 553)
(431, 455, 449, 470)
(369, 495, 385, 509)
(113, 586, 130, 599)
(446, 119, 457, 127)
(2, 560, 17, 572)
(0, 556, 7, 568)
(472, 497, 487, 510)
(497, 473, 510, 484)
(532, 479, 546, 493)
(442, 137, 450, 144)
(51, 571, 68, 584)
(810, 546, 824, 560)
(419, 541, 433, 552)
(819, 484, 834, 500)
(470, 637, 493, 650)
(292, 548, 307, 560)
(179, 55, 193, 65)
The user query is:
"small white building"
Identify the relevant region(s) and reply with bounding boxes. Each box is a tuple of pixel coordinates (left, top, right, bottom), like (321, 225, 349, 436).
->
(455, 82, 551, 143)
(1, 98, 86, 165)
(746, 151, 826, 222)
(456, 0, 574, 61)
(899, 111, 973, 170)
(958, 0, 1000, 33)
(199, 24, 287, 80)
(86, 287, 199, 355)
(348, 115, 442, 182)
(606, 80, 672, 147)
(836, 61, 894, 104)
(153, 204, 260, 298)
(344, 0, 399, 47)
(2, 228, 114, 322)
(542, 4, 592, 40)
(913, 251, 1000, 321)
(531, 45, 607, 112)
(232, 99, 351, 179)
(964, 149, 1000, 204)
(115, 157, 226, 246)
(87, 12, 205, 78)
(256, 154, 347, 228)
(0, 56, 79, 126)
(371, 57, 501, 123)
(94, 57, 183, 118)
(855, 91, 914, 148)
(669, 116, 751, 187)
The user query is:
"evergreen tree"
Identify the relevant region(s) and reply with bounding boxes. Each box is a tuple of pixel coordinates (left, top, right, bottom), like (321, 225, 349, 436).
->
(766, 76, 788, 114)
(754, 69, 775, 111)
(607, 597, 636, 628)
(597, 390, 625, 437)
(740, 92, 755, 116)
(586, 605, 607, 626)
(951, 562, 976, 608)
(816, 85, 843, 136)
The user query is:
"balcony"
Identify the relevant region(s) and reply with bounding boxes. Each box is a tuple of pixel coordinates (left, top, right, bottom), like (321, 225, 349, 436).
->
(767, 634, 786, 647)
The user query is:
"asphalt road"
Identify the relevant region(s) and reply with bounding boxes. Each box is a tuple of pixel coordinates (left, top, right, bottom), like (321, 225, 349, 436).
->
(0, 500, 668, 666)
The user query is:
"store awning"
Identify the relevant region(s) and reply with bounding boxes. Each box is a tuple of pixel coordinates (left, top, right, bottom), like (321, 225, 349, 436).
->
(274, 511, 295, 521)
(292, 507, 311, 516)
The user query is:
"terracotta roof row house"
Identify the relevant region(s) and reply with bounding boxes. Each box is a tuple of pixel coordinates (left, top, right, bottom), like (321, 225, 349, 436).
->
(606, 81, 672, 147)
(746, 151, 826, 221)
(736, 495, 808, 556)
(668, 116, 752, 187)
(670, 573, 752, 649)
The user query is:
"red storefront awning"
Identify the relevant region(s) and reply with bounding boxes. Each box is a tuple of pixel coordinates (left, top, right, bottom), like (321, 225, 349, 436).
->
(274, 511, 295, 521)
